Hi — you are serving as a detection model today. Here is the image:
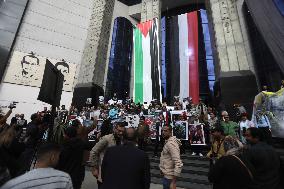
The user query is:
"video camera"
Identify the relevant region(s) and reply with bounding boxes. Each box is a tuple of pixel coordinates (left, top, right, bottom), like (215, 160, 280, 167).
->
(8, 101, 18, 109)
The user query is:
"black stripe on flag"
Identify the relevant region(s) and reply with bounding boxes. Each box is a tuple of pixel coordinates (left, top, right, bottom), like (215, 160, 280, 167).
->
(166, 16, 180, 103)
(150, 18, 160, 101)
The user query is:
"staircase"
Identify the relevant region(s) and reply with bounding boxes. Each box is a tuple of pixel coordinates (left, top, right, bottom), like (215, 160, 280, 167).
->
(147, 151, 212, 189)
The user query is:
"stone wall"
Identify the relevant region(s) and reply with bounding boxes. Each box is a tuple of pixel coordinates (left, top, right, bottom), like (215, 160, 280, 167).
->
(13, 0, 92, 66)
(77, 0, 115, 88)
(0, 0, 93, 120)
(141, 0, 161, 22)
(207, 0, 258, 116)
(235, 0, 260, 89)
(208, 0, 250, 72)
(0, 0, 29, 81)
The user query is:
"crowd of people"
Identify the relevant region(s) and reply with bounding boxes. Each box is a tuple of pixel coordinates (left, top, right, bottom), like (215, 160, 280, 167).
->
(0, 96, 283, 189)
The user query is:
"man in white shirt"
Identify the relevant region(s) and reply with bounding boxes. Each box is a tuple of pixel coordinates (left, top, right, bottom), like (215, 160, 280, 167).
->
(239, 113, 254, 143)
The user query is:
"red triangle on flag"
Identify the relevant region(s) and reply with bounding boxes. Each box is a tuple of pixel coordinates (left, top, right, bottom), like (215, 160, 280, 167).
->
(137, 20, 153, 37)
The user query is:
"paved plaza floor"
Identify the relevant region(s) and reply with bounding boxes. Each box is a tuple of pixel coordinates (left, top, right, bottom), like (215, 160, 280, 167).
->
(82, 171, 184, 189)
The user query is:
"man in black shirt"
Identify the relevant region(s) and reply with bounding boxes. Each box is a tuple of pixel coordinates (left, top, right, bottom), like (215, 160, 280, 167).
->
(101, 127, 151, 189)
(57, 126, 92, 189)
(245, 128, 281, 189)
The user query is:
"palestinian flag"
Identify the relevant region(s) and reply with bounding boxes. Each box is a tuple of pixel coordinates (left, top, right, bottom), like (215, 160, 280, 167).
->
(166, 11, 200, 104)
(133, 18, 162, 104)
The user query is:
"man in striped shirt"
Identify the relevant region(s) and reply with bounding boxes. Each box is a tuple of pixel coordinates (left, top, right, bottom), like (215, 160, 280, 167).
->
(2, 143, 73, 189)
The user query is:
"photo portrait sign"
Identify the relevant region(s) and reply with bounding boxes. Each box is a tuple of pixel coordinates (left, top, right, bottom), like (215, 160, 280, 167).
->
(172, 121, 188, 140)
(126, 114, 140, 128)
(3, 51, 77, 92)
(188, 124, 206, 145)
(170, 110, 186, 121)
(144, 115, 159, 139)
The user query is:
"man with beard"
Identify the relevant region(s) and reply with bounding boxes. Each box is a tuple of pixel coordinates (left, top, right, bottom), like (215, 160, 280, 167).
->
(89, 122, 125, 189)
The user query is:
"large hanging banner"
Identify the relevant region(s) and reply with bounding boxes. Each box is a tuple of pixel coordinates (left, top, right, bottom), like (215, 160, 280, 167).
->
(133, 18, 162, 104)
(252, 89, 284, 138)
(178, 11, 199, 104)
(187, 12, 199, 105)
(167, 11, 200, 104)
(3, 51, 77, 92)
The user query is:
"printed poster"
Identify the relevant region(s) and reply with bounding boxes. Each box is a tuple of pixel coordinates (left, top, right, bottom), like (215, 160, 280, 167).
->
(144, 115, 159, 139)
(172, 121, 188, 140)
(126, 114, 140, 128)
(188, 124, 206, 145)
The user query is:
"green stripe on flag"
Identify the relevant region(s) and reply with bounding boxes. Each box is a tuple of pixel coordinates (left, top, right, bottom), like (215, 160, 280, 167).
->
(134, 28, 143, 103)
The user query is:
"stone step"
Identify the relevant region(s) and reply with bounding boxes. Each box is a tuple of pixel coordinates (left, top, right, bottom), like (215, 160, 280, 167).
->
(147, 152, 210, 162)
(151, 169, 209, 184)
(180, 155, 209, 161)
(150, 158, 210, 169)
(151, 177, 212, 189)
(151, 163, 209, 175)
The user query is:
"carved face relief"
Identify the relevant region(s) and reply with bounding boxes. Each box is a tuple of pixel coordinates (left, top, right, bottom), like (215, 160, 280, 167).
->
(21, 56, 40, 79)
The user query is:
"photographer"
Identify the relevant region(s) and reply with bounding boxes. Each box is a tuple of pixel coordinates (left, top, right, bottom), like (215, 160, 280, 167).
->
(207, 127, 226, 165)
(0, 125, 25, 179)
(0, 103, 16, 133)
(208, 136, 252, 189)
(19, 113, 45, 174)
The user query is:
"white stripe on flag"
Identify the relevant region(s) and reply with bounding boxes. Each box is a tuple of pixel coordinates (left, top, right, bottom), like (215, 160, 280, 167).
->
(133, 29, 136, 101)
(142, 34, 152, 103)
(179, 13, 190, 99)
(155, 19, 163, 102)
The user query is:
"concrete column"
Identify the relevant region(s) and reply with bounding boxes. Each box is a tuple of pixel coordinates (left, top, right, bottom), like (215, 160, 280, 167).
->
(77, 0, 115, 87)
(141, 0, 161, 22)
(208, 0, 250, 72)
(73, 0, 115, 107)
(207, 0, 258, 117)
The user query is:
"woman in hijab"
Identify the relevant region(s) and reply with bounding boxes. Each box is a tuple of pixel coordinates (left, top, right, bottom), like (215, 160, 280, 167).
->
(208, 136, 254, 189)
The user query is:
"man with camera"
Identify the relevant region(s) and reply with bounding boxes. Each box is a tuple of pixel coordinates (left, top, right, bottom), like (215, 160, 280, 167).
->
(207, 127, 226, 164)
(19, 113, 48, 174)
(0, 103, 16, 133)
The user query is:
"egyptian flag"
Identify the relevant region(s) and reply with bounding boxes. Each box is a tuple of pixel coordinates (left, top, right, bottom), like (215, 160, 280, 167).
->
(133, 18, 162, 104)
(166, 11, 200, 104)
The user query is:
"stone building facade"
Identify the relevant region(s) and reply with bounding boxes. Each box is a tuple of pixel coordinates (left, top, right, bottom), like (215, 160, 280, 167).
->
(0, 0, 262, 119)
